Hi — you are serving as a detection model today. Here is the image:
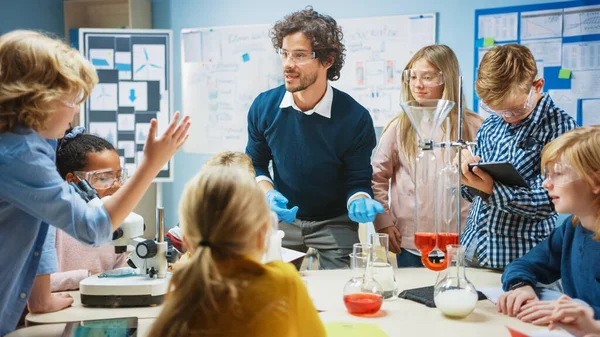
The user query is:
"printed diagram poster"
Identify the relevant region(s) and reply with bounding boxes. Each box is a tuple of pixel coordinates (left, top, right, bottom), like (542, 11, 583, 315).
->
(82, 31, 172, 180)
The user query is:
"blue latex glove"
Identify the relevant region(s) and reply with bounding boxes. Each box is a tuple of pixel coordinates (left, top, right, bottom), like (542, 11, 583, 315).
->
(265, 190, 299, 224)
(348, 198, 384, 223)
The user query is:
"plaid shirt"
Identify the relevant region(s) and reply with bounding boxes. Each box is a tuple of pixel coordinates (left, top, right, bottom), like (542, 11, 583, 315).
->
(461, 94, 577, 268)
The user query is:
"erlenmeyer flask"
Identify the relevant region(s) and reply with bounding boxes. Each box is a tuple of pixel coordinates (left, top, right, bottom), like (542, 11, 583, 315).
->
(343, 243, 384, 315)
(370, 233, 398, 300)
(433, 244, 478, 318)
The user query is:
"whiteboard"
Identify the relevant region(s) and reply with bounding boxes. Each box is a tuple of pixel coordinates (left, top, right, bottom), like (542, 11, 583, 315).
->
(78, 29, 174, 181)
(335, 14, 437, 127)
(181, 14, 436, 154)
(181, 25, 282, 154)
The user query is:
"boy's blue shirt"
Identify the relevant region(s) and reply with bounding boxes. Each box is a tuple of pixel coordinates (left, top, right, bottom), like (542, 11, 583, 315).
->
(461, 94, 578, 268)
(0, 127, 112, 335)
(502, 215, 600, 319)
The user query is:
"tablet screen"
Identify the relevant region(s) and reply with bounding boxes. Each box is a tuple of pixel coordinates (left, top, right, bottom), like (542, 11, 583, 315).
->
(61, 317, 138, 337)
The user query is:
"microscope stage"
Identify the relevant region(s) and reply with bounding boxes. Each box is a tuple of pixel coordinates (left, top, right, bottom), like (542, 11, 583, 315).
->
(80, 273, 170, 307)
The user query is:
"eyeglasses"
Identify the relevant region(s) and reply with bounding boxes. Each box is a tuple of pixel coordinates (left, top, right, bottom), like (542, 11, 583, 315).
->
(60, 92, 84, 109)
(61, 100, 79, 109)
(403, 69, 444, 88)
(277, 49, 316, 65)
(542, 162, 581, 186)
(479, 86, 536, 118)
(73, 167, 128, 190)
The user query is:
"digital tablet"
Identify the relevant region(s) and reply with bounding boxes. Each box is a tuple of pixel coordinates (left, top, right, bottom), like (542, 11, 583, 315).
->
(61, 317, 138, 337)
(469, 161, 530, 188)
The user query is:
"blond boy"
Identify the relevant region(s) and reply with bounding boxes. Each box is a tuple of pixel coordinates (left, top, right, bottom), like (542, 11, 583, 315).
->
(458, 44, 577, 269)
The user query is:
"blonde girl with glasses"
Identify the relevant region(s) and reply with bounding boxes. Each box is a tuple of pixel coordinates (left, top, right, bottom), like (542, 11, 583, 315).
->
(28, 127, 128, 313)
(497, 126, 600, 327)
(371, 44, 483, 267)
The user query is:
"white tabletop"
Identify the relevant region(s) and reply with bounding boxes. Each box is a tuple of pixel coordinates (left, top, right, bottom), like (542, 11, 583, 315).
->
(26, 291, 163, 324)
(21, 267, 568, 337)
(301, 268, 561, 337)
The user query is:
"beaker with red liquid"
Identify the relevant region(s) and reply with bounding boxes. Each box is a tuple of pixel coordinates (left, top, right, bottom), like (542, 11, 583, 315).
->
(343, 243, 383, 315)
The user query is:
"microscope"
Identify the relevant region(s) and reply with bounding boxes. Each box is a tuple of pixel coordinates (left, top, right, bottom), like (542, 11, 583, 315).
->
(71, 180, 176, 307)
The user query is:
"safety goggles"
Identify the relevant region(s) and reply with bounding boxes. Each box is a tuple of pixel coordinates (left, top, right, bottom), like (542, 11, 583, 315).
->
(73, 167, 128, 190)
(542, 162, 581, 186)
(479, 86, 536, 118)
(403, 69, 444, 88)
(277, 49, 316, 65)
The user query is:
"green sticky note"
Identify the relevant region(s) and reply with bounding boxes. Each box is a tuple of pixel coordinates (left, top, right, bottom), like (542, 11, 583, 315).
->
(559, 68, 572, 79)
(325, 322, 390, 337)
(483, 37, 495, 47)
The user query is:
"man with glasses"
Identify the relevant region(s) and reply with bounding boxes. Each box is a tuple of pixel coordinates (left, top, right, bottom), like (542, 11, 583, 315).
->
(458, 44, 577, 269)
(245, 6, 383, 269)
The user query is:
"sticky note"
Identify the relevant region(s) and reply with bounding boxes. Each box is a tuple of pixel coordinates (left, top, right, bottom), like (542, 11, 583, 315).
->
(483, 37, 495, 47)
(242, 53, 250, 62)
(558, 68, 572, 79)
(325, 322, 389, 337)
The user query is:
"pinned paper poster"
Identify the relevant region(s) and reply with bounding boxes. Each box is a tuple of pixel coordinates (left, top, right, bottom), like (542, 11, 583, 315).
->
(558, 69, 572, 79)
(325, 322, 389, 337)
(483, 37, 495, 47)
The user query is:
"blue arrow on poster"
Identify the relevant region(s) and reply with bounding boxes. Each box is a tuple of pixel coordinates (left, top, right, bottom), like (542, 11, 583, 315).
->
(129, 89, 137, 102)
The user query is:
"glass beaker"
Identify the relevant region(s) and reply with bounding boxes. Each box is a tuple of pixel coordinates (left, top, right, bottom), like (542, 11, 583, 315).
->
(437, 129, 460, 256)
(400, 99, 457, 271)
(433, 244, 478, 318)
(343, 243, 384, 315)
(370, 233, 398, 300)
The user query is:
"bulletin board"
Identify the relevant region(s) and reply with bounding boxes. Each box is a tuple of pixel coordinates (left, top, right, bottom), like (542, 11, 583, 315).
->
(474, 1, 600, 126)
(77, 29, 174, 181)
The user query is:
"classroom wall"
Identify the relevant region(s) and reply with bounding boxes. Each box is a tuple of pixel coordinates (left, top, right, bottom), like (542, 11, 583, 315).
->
(152, 0, 571, 226)
(0, 0, 64, 36)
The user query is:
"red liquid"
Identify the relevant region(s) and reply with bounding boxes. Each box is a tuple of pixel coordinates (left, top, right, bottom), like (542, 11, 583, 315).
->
(437, 233, 459, 252)
(414, 232, 459, 253)
(414, 232, 436, 253)
(343, 293, 383, 315)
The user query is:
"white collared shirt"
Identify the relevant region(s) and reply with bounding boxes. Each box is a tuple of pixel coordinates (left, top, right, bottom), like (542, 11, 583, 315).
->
(257, 84, 371, 212)
(278, 83, 333, 118)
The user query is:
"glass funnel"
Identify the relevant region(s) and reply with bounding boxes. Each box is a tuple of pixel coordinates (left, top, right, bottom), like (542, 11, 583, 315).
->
(370, 233, 398, 300)
(433, 244, 478, 318)
(343, 243, 384, 315)
(399, 99, 457, 271)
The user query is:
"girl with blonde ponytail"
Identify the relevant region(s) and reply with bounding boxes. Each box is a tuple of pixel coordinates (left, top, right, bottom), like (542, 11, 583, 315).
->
(147, 166, 325, 337)
(371, 45, 483, 267)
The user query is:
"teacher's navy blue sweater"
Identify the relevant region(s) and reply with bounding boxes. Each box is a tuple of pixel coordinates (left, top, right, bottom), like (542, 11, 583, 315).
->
(246, 85, 376, 221)
(502, 215, 600, 319)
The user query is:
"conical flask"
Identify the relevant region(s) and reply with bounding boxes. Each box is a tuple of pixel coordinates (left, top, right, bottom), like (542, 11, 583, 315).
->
(343, 243, 384, 315)
(398, 99, 456, 271)
(433, 244, 478, 318)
